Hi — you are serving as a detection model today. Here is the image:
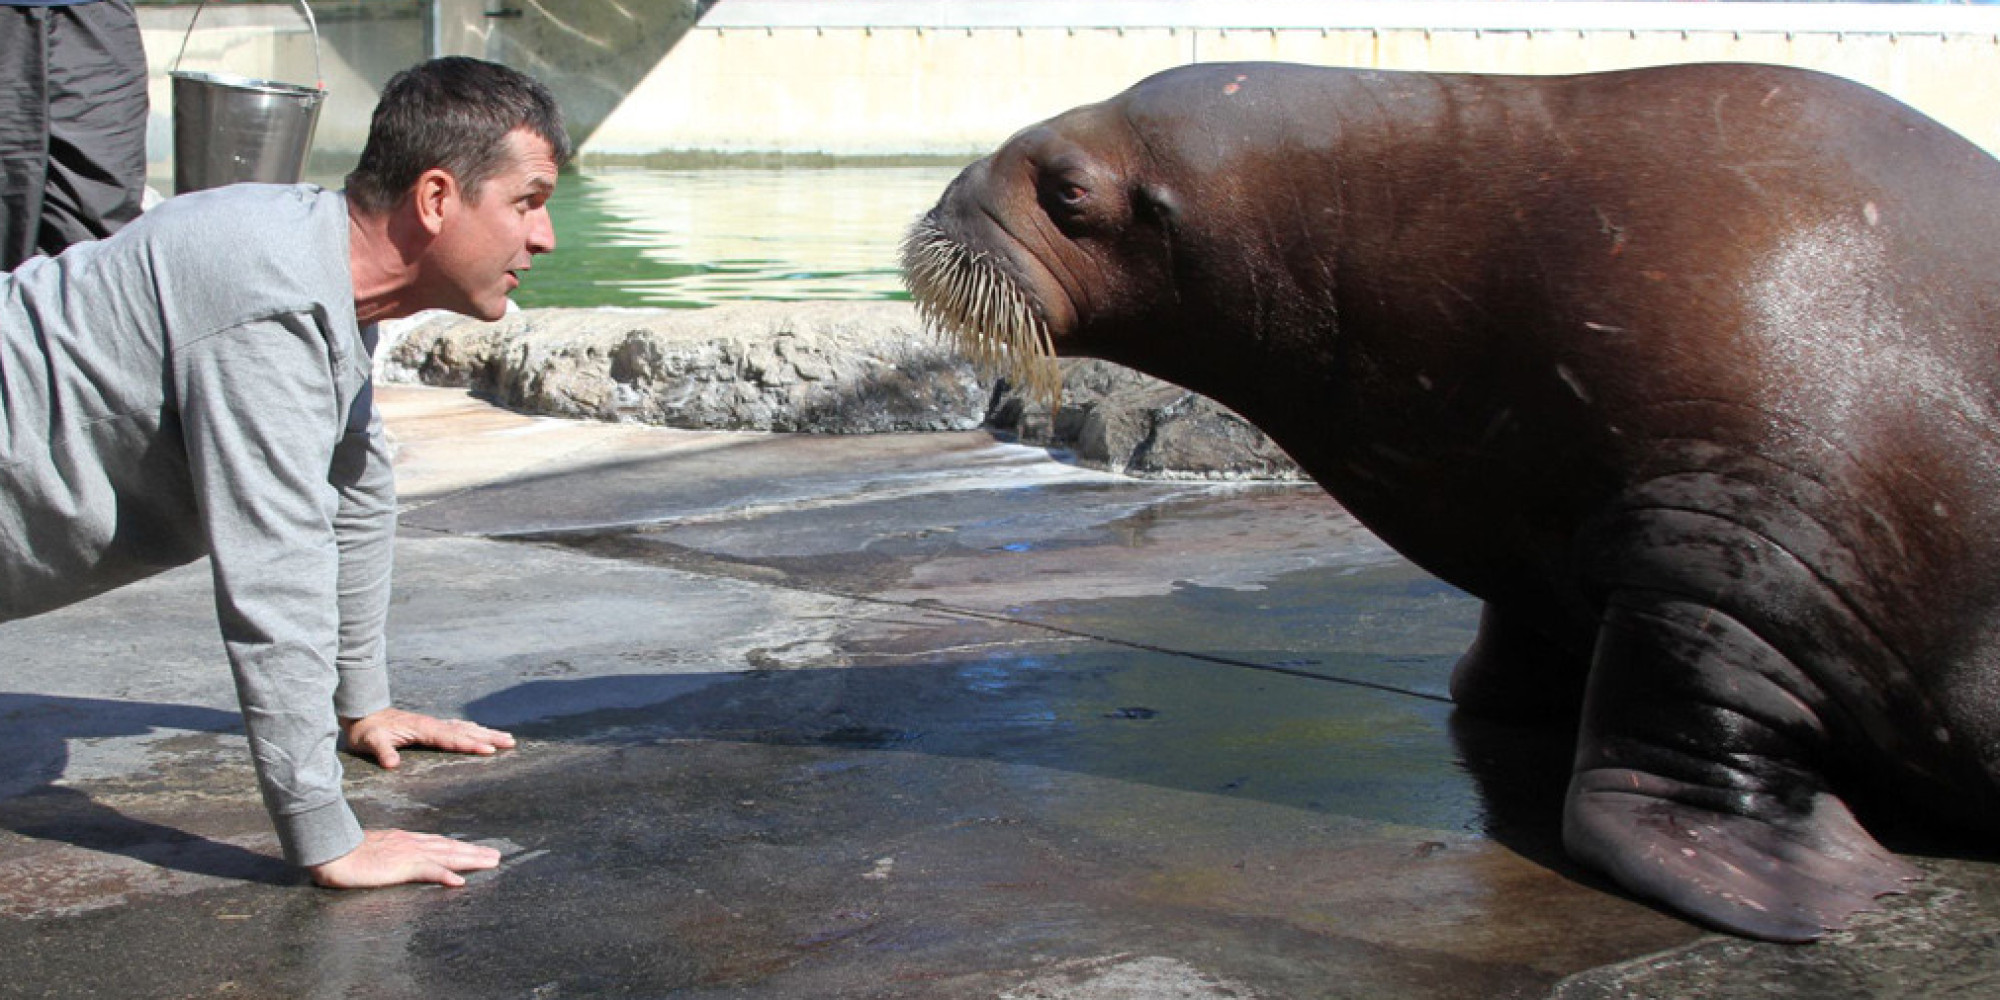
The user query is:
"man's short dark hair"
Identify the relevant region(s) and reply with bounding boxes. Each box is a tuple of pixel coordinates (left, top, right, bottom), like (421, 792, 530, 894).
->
(344, 57, 571, 214)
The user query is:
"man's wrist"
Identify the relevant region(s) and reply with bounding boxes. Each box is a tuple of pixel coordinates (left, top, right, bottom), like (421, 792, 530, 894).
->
(274, 797, 365, 868)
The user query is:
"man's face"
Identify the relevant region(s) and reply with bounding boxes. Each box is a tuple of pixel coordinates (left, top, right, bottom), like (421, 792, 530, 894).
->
(429, 128, 559, 320)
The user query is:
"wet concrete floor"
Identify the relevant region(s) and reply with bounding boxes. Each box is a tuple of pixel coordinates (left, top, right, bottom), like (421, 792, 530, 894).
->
(3, 386, 1998, 998)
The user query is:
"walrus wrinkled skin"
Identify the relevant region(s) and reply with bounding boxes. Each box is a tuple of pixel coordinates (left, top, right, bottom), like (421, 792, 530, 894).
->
(902, 61, 2000, 941)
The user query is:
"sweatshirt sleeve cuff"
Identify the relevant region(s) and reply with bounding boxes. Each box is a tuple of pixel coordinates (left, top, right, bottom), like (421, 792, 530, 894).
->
(332, 664, 392, 721)
(275, 796, 366, 868)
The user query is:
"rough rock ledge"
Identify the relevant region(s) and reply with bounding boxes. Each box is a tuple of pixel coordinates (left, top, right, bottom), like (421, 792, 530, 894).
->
(381, 301, 1302, 481)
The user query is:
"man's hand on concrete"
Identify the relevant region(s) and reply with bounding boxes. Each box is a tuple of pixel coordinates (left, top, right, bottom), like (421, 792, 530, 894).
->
(312, 709, 517, 888)
(309, 829, 501, 888)
(340, 707, 516, 769)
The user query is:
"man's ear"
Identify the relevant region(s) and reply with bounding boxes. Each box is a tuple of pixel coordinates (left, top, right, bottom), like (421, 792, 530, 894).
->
(411, 167, 458, 236)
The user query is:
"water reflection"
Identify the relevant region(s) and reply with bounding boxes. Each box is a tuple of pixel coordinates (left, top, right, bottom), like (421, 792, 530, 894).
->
(522, 166, 964, 309)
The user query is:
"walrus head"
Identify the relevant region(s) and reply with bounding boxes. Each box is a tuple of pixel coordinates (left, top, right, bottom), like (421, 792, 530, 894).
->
(903, 63, 1367, 413)
(901, 71, 1248, 405)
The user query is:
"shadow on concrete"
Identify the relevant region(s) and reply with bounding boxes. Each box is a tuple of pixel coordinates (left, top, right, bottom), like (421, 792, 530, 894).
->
(457, 649, 1580, 857)
(0, 694, 294, 885)
(1446, 708, 1599, 884)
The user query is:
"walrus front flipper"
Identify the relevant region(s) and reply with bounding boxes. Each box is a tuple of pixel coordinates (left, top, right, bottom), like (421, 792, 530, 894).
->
(1563, 593, 1919, 942)
(1449, 604, 1591, 724)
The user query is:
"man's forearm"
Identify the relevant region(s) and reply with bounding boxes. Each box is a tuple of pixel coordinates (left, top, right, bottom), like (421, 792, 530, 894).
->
(331, 400, 397, 719)
(181, 318, 368, 868)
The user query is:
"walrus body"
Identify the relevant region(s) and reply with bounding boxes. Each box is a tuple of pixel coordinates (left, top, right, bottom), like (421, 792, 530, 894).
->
(902, 61, 2000, 941)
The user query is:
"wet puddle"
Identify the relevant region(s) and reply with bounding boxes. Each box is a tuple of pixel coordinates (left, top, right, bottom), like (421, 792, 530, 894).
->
(486, 555, 1514, 838)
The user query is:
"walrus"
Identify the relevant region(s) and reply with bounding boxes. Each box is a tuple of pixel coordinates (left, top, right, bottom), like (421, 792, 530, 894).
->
(901, 60, 2000, 942)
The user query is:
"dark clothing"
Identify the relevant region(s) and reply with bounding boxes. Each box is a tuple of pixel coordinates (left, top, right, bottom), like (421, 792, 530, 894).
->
(0, 0, 148, 269)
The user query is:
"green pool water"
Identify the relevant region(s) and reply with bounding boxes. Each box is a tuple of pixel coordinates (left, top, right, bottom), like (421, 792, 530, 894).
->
(515, 165, 964, 310)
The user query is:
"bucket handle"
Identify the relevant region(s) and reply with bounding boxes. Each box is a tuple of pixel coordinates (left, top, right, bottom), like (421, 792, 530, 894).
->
(171, 0, 323, 91)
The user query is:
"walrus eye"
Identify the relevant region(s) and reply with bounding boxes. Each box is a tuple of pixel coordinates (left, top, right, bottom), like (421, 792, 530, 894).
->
(1042, 176, 1089, 212)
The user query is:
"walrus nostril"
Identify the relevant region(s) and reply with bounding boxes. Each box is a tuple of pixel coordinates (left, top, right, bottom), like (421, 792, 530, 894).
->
(899, 217, 1062, 408)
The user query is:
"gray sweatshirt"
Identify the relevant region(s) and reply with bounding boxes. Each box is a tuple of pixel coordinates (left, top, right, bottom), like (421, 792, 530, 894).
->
(0, 183, 393, 867)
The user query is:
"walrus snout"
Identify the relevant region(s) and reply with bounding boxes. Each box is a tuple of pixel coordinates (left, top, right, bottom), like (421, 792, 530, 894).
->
(901, 169, 1066, 405)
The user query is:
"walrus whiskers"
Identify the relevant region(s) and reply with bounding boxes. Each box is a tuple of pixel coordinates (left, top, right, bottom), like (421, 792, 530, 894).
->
(900, 217, 1063, 408)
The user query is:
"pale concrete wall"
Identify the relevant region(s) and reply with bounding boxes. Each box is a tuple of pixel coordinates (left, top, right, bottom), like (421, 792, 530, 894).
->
(133, 1, 2000, 174)
(586, 1, 2000, 159)
(137, 2, 426, 183)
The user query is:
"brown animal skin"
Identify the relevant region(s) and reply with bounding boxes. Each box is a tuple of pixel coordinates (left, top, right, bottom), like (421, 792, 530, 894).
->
(902, 60, 2000, 942)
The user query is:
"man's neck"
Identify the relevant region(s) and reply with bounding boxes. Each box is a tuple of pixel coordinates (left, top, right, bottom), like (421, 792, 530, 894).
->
(348, 200, 424, 325)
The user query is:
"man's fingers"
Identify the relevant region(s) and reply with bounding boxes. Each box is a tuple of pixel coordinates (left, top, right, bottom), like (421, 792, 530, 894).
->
(342, 710, 516, 767)
(447, 719, 514, 747)
(400, 834, 498, 885)
(476, 724, 518, 750)
(345, 724, 405, 768)
(409, 830, 501, 867)
(421, 719, 513, 755)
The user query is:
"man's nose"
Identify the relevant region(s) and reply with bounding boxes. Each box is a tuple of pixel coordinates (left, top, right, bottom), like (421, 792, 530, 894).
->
(529, 207, 556, 254)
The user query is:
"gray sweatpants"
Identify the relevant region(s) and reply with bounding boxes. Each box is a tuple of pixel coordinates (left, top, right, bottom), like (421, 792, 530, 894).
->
(0, 0, 148, 270)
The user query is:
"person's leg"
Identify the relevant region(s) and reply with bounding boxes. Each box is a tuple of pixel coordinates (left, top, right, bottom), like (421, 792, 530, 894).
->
(38, 0, 148, 256)
(0, 5, 52, 270)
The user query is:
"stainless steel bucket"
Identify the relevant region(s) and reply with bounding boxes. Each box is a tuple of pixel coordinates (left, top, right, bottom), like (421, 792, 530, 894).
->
(169, 0, 325, 194)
